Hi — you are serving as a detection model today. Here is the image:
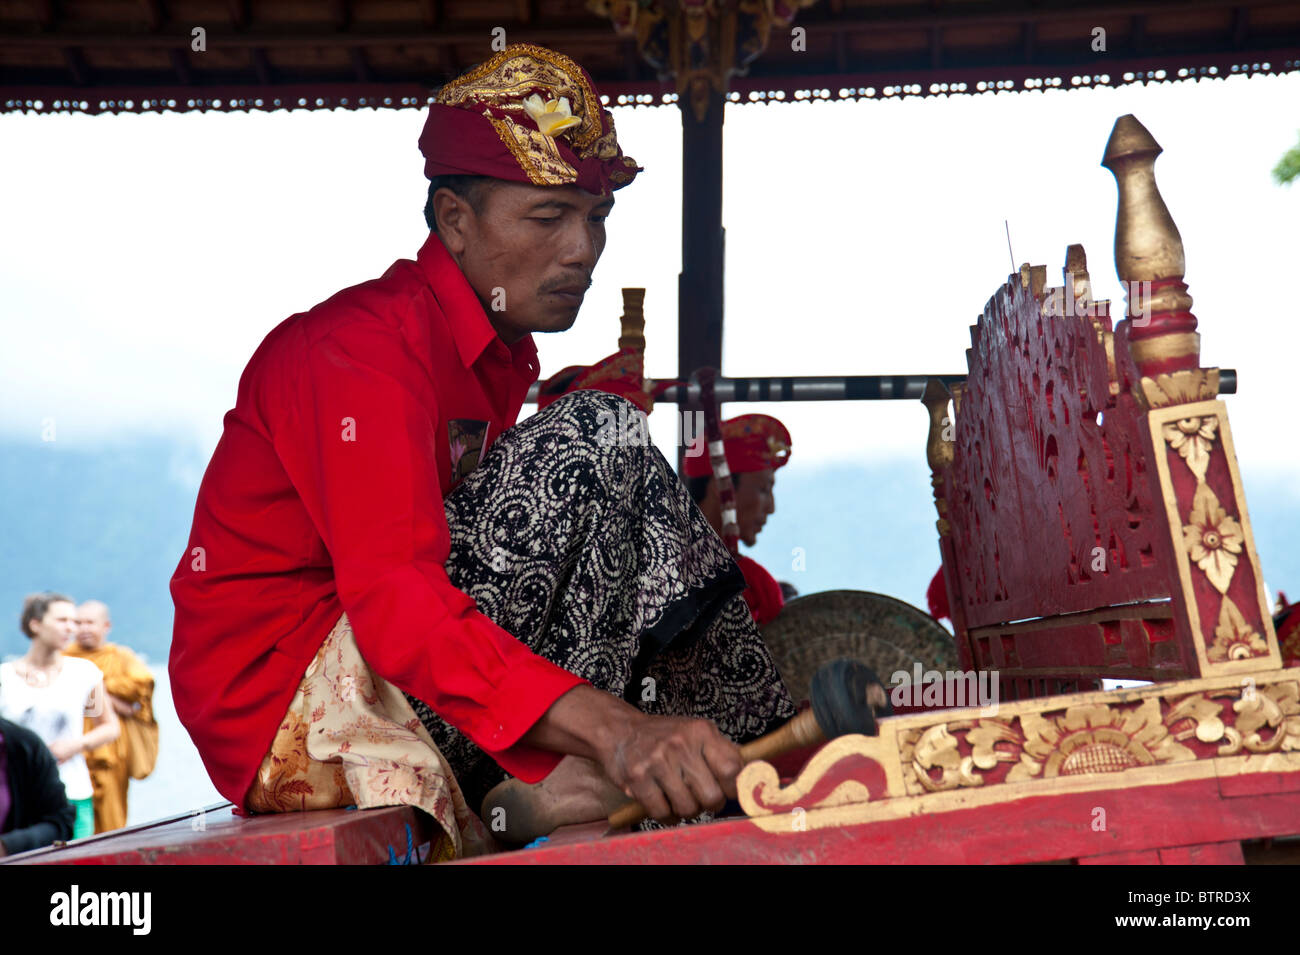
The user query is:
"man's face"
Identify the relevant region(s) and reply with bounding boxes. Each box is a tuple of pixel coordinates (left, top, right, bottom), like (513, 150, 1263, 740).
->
(435, 181, 614, 342)
(76, 604, 110, 650)
(735, 467, 777, 547)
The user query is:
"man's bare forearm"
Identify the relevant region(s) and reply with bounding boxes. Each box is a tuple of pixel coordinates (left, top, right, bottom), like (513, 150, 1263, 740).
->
(520, 684, 644, 766)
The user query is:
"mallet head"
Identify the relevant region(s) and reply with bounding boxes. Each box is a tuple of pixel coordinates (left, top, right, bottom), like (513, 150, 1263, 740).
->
(809, 658, 893, 739)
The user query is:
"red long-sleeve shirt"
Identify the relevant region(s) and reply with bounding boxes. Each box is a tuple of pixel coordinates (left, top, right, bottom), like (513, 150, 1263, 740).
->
(169, 233, 585, 807)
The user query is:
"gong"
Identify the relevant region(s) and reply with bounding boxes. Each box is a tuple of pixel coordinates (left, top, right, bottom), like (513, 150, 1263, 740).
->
(761, 590, 959, 703)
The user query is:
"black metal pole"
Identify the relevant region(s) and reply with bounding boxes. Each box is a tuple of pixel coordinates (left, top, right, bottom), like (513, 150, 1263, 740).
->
(525, 371, 1237, 404)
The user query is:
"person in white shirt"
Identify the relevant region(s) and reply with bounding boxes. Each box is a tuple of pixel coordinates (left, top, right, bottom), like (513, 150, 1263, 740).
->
(0, 593, 119, 840)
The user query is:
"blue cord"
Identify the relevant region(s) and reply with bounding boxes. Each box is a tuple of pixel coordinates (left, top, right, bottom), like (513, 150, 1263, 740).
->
(521, 835, 550, 850)
(386, 822, 416, 865)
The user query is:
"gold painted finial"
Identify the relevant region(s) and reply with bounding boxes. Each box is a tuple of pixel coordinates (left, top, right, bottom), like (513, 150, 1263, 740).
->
(618, 287, 646, 351)
(922, 378, 954, 472)
(921, 377, 954, 536)
(1064, 243, 1091, 307)
(1101, 114, 1193, 314)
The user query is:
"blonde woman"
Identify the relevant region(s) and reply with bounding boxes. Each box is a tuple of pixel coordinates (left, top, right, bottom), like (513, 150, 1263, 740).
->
(0, 593, 119, 840)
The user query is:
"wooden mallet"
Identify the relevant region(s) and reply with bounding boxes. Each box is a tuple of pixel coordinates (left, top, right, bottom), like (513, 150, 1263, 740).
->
(606, 658, 892, 830)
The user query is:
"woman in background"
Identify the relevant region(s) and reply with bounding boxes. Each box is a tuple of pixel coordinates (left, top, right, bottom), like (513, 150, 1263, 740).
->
(0, 593, 119, 840)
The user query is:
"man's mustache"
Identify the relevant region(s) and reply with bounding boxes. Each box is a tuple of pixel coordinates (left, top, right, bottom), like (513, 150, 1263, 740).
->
(540, 275, 593, 294)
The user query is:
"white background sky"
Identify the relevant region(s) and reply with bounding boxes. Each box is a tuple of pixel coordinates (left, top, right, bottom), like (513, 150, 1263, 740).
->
(1, 71, 1297, 487)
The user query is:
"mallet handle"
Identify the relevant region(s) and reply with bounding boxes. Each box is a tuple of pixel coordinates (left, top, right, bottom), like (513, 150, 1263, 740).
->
(605, 709, 825, 830)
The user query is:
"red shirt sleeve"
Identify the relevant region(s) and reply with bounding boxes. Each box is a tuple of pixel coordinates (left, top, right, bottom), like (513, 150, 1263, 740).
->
(266, 319, 584, 783)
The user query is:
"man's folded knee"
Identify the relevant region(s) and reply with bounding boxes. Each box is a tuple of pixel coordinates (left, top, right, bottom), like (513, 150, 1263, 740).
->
(540, 389, 650, 449)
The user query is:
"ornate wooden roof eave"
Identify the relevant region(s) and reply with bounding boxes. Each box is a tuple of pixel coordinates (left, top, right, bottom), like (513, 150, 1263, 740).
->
(6, 48, 1297, 116)
(4, 0, 1300, 116)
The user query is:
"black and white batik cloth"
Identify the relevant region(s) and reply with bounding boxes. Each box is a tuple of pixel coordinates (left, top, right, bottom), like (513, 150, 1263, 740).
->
(405, 389, 797, 812)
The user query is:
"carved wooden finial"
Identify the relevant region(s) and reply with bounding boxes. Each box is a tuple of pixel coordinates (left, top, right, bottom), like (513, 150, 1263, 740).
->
(1064, 243, 1091, 307)
(618, 287, 646, 351)
(922, 378, 954, 472)
(922, 377, 954, 536)
(1101, 114, 1200, 379)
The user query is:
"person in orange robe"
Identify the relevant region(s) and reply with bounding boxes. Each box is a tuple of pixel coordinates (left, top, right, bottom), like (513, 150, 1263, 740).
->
(682, 414, 792, 627)
(65, 601, 155, 833)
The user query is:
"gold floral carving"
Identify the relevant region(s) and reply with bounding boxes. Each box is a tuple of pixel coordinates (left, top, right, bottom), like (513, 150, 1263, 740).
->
(1011, 698, 1194, 780)
(1210, 597, 1269, 662)
(1181, 483, 1243, 594)
(1162, 415, 1218, 482)
(1218, 682, 1300, 755)
(741, 673, 1300, 834)
(901, 692, 1270, 793)
(1137, 368, 1219, 410)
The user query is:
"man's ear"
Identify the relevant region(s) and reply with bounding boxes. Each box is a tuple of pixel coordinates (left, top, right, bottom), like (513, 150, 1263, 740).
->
(433, 188, 474, 255)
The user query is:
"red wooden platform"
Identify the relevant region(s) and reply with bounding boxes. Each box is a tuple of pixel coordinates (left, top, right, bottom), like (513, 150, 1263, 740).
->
(6, 755, 1299, 865)
(464, 770, 1300, 865)
(1, 801, 438, 866)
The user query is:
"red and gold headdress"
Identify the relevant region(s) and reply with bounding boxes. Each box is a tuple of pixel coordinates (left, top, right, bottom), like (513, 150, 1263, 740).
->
(537, 349, 659, 415)
(682, 414, 792, 479)
(418, 43, 641, 196)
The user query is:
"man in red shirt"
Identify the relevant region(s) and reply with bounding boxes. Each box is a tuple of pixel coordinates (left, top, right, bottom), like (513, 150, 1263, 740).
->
(170, 43, 794, 855)
(683, 414, 793, 627)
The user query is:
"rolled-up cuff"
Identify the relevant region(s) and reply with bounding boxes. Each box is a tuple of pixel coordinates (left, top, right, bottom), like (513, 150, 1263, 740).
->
(475, 660, 588, 784)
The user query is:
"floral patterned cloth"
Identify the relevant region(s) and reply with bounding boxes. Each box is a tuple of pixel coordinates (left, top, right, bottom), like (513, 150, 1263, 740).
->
(245, 614, 491, 860)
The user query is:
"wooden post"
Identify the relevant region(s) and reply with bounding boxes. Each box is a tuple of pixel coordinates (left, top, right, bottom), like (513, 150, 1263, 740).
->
(677, 88, 725, 471)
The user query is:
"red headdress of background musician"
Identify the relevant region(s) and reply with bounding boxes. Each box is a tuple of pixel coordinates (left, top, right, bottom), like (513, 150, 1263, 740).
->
(680, 413, 792, 480)
(682, 413, 792, 628)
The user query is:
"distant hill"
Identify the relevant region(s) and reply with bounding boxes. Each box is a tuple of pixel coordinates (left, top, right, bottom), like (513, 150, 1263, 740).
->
(0, 438, 203, 662)
(2, 437, 1296, 664)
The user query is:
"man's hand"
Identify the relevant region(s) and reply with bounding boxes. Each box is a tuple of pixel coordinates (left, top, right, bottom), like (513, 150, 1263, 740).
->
(521, 685, 744, 822)
(109, 695, 136, 718)
(47, 738, 83, 764)
(601, 713, 744, 822)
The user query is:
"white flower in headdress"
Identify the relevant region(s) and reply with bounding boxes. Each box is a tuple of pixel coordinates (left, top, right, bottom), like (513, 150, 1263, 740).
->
(522, 94, 582, 137)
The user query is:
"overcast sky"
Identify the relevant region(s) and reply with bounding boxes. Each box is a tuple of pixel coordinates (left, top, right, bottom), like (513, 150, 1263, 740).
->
(1, 72, 1297, 489)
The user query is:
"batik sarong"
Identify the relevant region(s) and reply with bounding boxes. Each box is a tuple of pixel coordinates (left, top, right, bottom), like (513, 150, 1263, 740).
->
(406, 390, 797, 811)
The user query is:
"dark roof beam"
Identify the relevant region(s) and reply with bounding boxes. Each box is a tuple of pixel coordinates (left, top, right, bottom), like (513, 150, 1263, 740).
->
(1233, 5, 1249, 48)
(929, 27, 941, 69)
(251, 47, 272, 85)
(138, 0, 164, 32)
(793, 0, 1274, 32)
(330, 0, 351, 31)
(419, 0, 440, 29)
(170, 48, 193, 85)
(349, 46, 372, 83)
(62, 46, 88, 85)
(516, 0, 536, 24)
(1131, 14, 1147, 56)
(4, 24, 609, 49)
(35, 0, 58, 31)
(1022, 21, 1035, 65)
(442, 43, 461, 80)
(227, 0, 249, 32)
(623, 39, 638, 80)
